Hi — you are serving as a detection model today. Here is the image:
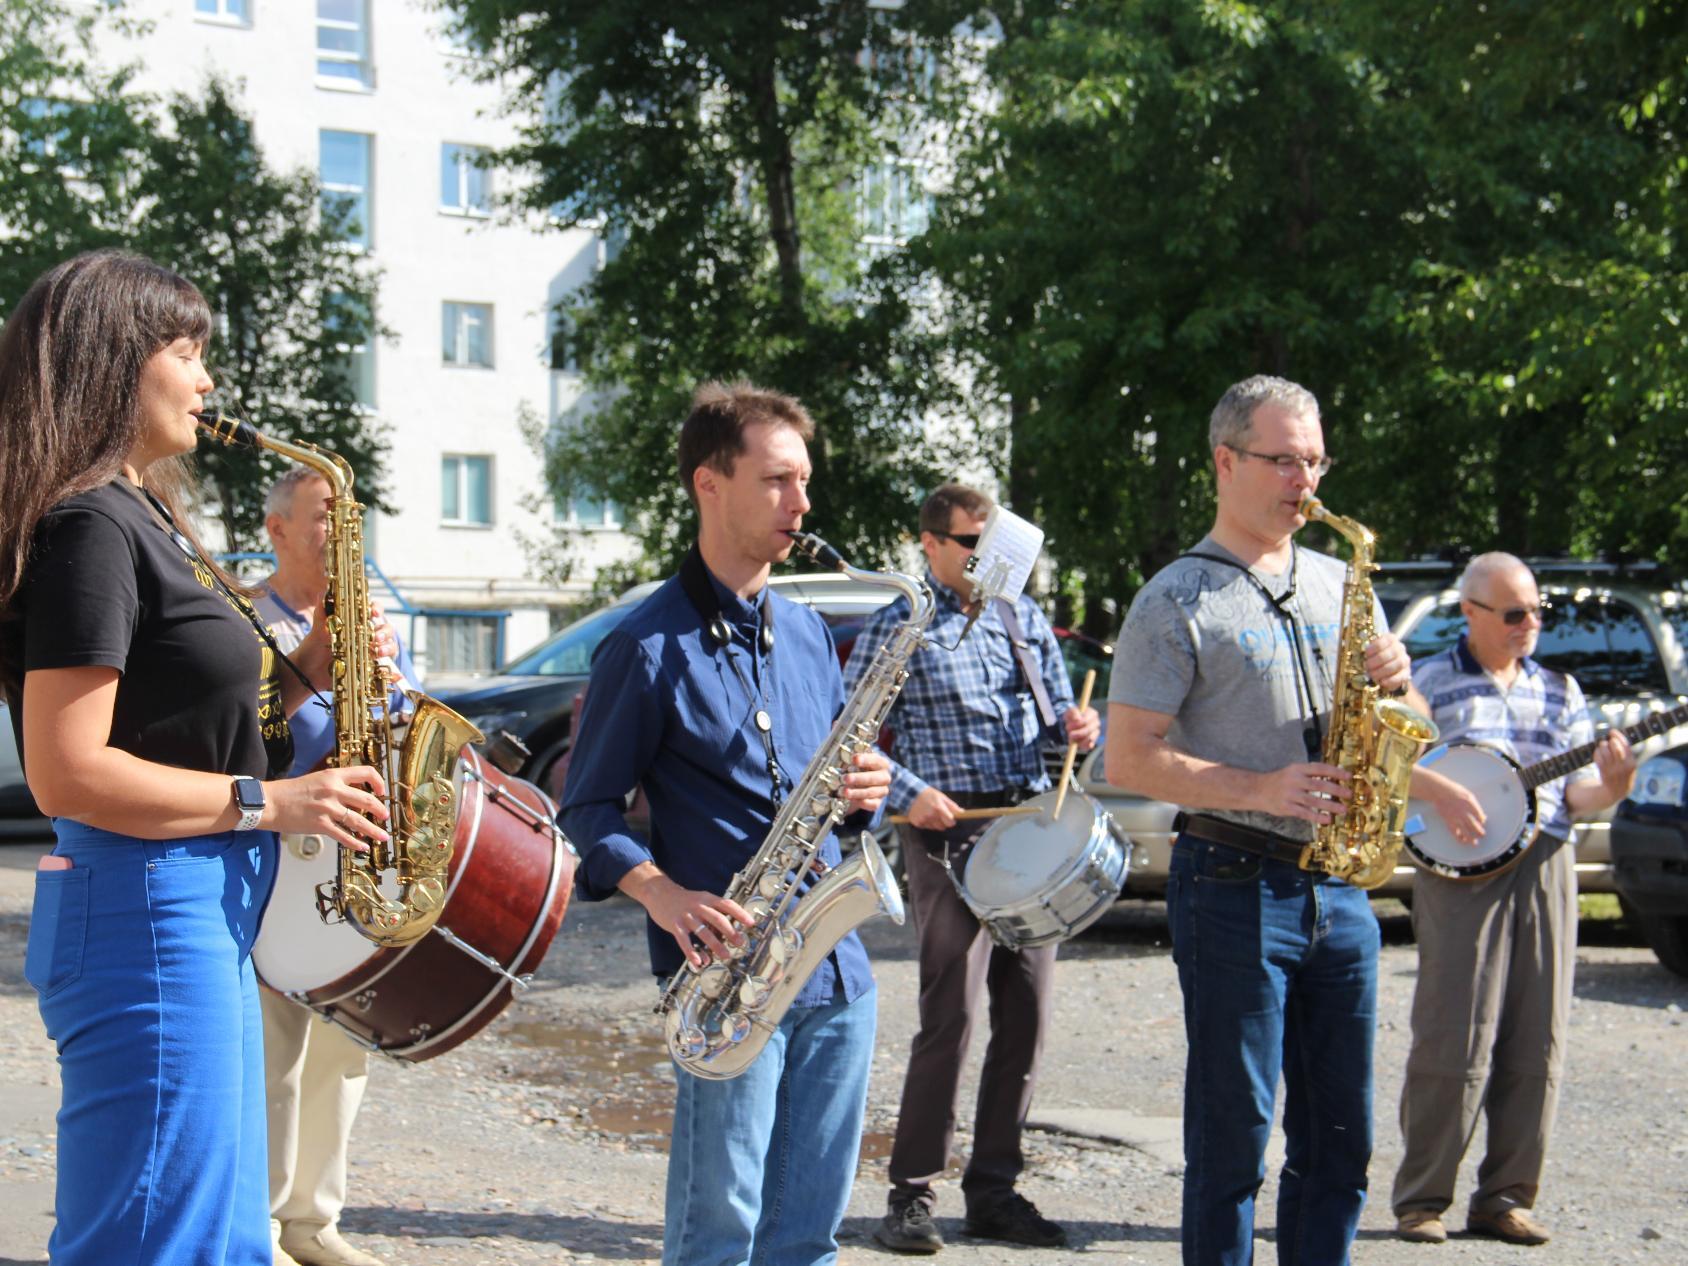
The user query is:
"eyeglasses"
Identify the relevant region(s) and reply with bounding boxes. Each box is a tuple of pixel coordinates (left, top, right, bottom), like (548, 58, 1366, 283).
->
(1468, 597, 1547, 626)
(933, 531, 981, 549)
(1226, 446, 1335, 477)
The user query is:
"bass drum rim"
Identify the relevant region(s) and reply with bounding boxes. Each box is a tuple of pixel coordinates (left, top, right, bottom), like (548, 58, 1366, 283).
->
(1404, 742, 1538, 882)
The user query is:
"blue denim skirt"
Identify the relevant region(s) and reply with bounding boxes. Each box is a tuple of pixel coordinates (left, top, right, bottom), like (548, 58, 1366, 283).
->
(26, 819, 278, 1265)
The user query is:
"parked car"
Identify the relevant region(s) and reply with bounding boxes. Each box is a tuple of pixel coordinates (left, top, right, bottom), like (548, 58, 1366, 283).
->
(1078, 560, 1688, 899)
(1611, 744, 1688, 977)
(0, 700, 50, 842)
(432, 572, 900, 793)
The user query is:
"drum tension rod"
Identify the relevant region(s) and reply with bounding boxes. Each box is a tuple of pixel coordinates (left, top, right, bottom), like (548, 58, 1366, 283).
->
(432, 924, 535, 991)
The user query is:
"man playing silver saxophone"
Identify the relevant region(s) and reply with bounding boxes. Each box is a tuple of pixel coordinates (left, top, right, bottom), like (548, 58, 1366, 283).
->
(1105, 375, 1417, 1265)
(559, 381, 891, 1266)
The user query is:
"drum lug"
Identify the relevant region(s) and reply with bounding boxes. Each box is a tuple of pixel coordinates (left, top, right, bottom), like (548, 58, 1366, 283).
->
(353, 988, 377, 1013)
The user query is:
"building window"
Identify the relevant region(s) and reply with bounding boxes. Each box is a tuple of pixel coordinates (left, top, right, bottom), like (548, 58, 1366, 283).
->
(19, 99, 85, 174)
(317, 0, 371, 86)
(566, 495, 620, 529)
(859, 158, 931, 245)
(442, 301, 493, 368)
(324, 291, 374, 409)
(195, 0, 250, 23)
(428, 615, 501, 673)
(440, 143, 491, 215)
(441, 455, 493, 526)
(319, 130, 372, 247)
(548, 310, 579, 374)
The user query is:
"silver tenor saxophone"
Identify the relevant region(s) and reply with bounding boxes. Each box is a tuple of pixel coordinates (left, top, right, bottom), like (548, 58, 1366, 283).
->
(1299, 496, 1440, 888)
(199, 410, 484, 945)
(658, 531, 931, 1079)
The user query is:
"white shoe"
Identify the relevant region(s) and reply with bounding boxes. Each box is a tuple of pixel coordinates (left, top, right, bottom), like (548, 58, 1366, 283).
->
(278, 1224, 388, 1266)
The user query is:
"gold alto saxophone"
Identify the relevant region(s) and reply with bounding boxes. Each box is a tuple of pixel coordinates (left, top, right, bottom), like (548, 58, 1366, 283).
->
(1299, 496, 1440, 889)
(657, 531, 926, 1080)
(199, 411, 483, 946)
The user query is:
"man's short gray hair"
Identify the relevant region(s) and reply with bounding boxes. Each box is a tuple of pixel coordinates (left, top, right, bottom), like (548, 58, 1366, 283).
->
(264, 465, 330, 521)
(1458, 552, 1531, 600)
(1209, 375, 1321, 452)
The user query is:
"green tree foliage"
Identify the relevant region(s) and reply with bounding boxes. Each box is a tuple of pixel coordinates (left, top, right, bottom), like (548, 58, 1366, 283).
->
(922, 1, 1688, 626)
(0, 3, 386, 551)
(443, 0, 976, 574)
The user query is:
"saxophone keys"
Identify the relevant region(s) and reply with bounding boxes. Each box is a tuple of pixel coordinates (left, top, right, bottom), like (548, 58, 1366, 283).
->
(722, 1013, 752, 1045)
(737, 976, 773, 1011)
(766, 926, 803, 966)
(744, 896, 773, 925)
(698, 963, 732, 999)
(758, 872, 785, 901)
(674, 1025, 708, 1058)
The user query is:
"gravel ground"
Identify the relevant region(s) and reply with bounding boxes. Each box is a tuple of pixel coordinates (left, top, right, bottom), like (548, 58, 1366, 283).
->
(1, 838, 1684, 1265)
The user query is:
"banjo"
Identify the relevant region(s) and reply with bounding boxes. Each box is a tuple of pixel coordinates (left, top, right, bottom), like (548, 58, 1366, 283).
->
(1405, 699, 1688, 879)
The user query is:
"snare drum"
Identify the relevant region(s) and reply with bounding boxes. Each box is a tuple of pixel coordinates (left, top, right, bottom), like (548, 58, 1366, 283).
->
(953, 789, 1133, 950)
(254, 746, 575, 1061)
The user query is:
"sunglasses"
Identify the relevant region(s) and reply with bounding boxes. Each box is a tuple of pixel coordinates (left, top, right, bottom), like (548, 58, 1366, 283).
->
(1468, 597, 1547, 626)
(934, 531, 981, 549)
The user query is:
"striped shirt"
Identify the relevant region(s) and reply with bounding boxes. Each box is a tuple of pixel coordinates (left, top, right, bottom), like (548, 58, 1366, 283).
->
(842, 572, 1074, 814)
(1413, 635, 1597, 839)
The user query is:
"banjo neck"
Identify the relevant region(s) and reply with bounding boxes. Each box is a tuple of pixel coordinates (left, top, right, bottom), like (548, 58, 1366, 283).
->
(1519, 698, 1688, 791)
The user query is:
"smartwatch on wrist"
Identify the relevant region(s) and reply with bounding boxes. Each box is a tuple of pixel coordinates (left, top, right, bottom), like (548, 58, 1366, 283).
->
(231, 776, 265, 831)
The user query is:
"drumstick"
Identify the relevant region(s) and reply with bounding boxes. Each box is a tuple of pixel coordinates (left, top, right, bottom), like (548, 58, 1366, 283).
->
(1052, 668, 1098, 821)
(887, 805, 1043, 825)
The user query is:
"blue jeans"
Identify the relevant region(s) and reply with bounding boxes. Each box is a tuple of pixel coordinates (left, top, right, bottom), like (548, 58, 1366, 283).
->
(665, 985, 876, 1266)
(27, 820, 277, 1266)
(1167, 837, 1379, 1266)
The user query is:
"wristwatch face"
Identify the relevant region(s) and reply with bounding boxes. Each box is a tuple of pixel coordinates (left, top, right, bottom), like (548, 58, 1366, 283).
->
(234, 778, 265, 811)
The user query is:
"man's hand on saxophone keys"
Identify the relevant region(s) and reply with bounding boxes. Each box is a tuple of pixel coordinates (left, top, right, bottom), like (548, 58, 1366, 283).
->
(1258, 763, 1352, 825)
(620, 863, 753, 969)
(841, 748, 892, 815)
(1363, 632, 1413, 695)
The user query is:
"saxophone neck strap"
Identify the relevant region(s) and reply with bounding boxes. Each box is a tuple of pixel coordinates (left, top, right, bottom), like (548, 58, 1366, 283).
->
(678, 544, 785, 806)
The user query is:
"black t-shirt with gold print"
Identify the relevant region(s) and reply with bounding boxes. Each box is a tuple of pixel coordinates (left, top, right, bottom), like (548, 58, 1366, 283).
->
(3, 479, 292, 781)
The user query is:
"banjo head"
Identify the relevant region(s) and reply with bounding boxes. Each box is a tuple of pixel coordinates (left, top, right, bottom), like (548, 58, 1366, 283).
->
(1405, 743, 1536, 879)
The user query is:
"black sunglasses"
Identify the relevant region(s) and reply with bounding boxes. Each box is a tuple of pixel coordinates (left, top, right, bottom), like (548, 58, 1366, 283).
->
(933, 531, 981, 549)
(1468, 597, 1548, 626)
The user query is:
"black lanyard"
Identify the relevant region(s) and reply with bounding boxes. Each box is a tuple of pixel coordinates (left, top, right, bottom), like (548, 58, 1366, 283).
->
(678, 546, 785, 807)
(1182, 546, 1326, 758)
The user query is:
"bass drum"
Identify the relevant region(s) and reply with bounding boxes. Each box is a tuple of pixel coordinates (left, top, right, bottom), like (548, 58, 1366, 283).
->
(1404, 742, 1537, 879)
(953, 789, 1133, 950)
(255, 746, 576, 1062)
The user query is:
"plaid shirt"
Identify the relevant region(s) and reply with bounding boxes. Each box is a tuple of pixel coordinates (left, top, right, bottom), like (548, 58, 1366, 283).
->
(1413, 634, 1597, 840)
(842, 571, 1075, 814)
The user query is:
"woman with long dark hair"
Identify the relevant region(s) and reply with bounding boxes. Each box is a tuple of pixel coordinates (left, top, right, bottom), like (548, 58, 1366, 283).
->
(0, 250, 390, 1265)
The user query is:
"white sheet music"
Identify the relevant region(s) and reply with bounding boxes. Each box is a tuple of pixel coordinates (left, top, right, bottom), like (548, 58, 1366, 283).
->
(965, 505, 1044, 604)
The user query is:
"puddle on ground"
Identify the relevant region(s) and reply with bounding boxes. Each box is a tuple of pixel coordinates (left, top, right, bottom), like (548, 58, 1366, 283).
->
(500, 1019, 902, 1165)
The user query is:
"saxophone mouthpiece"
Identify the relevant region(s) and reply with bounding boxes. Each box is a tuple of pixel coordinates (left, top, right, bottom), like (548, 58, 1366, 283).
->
(196, 409, 261, 449)
(786, 530, 846, 573)
(1299, 495, 1325, 521)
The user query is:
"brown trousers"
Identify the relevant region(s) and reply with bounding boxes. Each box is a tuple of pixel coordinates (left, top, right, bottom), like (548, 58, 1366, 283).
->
(1392, 834, 1578, 1218)
(887, 809, 1057, 1209)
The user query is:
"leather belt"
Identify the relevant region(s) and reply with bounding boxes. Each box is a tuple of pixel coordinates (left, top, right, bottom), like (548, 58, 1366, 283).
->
(950, 787, 1033, 810)
(1173, 811, 1308, 867)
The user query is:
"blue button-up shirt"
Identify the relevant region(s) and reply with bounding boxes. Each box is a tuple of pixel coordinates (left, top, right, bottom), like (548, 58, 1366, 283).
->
(843, 572, 1075, 814)
(1413, 634, 1597, 840)
(560, 566, 874, 1002)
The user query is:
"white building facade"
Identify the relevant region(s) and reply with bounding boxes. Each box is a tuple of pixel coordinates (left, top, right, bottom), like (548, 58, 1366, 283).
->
(100, 0, 636, 674)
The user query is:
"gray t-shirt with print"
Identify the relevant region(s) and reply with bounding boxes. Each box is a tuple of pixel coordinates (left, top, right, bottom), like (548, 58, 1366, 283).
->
(1108, 534, 1384, 842)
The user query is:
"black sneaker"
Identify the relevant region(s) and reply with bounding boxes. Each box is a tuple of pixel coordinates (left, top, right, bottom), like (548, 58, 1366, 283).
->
(962, 1192, 1067, 1248)
(875, 1198, 944, 1254)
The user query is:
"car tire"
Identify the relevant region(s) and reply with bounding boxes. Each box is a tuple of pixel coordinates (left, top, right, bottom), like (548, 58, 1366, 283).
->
(528, 735, 572, 802)
(1632, 909, 1688, 979)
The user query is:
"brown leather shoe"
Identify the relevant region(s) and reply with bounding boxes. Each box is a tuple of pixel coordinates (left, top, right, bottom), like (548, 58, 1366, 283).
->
(1468, 1207, 1551, 1246)
(1397, 1210, 1448, 1243)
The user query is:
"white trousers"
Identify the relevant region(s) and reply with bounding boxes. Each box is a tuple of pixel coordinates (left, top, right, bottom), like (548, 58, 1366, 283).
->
(262, 987, 371, 1235)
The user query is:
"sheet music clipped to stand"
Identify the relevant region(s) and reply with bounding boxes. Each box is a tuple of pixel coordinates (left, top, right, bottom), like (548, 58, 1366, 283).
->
(963, 504, 1044, 606)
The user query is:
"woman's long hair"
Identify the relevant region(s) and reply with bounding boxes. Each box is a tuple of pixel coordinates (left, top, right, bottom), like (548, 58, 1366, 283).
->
(0, 250, 219, 692)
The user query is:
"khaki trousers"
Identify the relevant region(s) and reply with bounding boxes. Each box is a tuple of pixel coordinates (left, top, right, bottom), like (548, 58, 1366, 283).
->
(262, 987, 371, 1235)
(1392, 834, 1577, 1218)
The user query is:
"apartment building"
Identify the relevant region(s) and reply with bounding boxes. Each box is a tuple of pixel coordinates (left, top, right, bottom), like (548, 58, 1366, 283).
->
(99, 0, 636, 673)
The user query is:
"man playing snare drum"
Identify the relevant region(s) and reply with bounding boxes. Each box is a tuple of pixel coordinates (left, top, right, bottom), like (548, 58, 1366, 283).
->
(1393, 553, 1634, 1247)
(845, 483, 1099, 1254)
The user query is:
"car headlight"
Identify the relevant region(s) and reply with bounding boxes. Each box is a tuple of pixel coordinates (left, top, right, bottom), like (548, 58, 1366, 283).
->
(463, 709, 529, 738)
(1629, 756, 1687, 808)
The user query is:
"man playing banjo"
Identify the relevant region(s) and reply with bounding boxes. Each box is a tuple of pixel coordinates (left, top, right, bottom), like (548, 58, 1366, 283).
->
(1394, 552, 1636, 1246)
(845, 483, 1099, 1254)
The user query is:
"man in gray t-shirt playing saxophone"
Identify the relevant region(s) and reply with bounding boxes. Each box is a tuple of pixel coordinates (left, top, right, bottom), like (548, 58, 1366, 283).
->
(1105, 374, 1419, 1266)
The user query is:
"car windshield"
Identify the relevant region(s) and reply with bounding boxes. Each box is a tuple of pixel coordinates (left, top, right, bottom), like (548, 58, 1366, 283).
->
(500, 603, 636, 676)
(1402, 592, 1671, 695)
